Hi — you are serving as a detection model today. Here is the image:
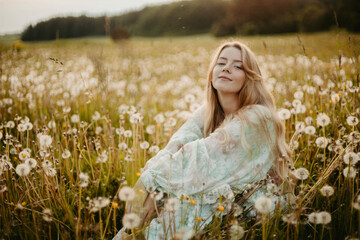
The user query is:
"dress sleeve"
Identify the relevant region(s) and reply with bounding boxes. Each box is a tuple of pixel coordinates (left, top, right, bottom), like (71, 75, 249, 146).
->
(140, 105, 277, 204)
(143, 105, 205, 170)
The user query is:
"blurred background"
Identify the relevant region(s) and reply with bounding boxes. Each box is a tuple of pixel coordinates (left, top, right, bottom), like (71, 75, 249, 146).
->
(0, 0, 359, 42)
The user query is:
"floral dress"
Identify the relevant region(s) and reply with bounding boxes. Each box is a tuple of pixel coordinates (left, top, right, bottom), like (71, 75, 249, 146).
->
(114, 104, 283, 240)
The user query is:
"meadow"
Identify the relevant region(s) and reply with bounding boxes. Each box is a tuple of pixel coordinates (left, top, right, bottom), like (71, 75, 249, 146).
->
(0, 31, 359, 239)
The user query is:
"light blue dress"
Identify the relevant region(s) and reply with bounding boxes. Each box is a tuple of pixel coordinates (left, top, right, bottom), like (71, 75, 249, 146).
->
(114, 104, 283, 240)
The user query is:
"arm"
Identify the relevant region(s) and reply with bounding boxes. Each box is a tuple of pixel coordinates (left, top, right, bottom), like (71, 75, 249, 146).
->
(143, 104, 205, 170)
(140, 105, 276, 203)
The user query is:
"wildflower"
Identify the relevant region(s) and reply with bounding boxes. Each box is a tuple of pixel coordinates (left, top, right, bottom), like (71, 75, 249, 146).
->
(122, 213, 140, 229)
(353, 195, 360, 210)
(19, 150, 30, 161)
(140, 141, 150, 149)
(154, 113, 165, 124)
(308, 212, 320, 224)
(47, 120, 56, 129)
(89, 197, 110, 213)
(115, 127, 124, 135)
(130, 112, 143, 124)
(278, 109, 291, 120)
(254, 196, 272, 214)
(25, 158, 37, 169)
(146, 125, 156, 134)
(118, 186, 135, 201)
(123, 130, 132, 138)
(294, 91, 304, 100)
(62, 149, 71, 159)
(118, 142, 128, 150)
(97, 151, 108, 163)
(343, 152, 359, 165)
(305, 116, 313, 125)
(71, 114, 80, 123)
(331, 93, 340, 103)
(15, 163, 31, 177)
(218, 205, 225, 212)
(42, 208, 53, 222)
(294, 167, 309, 180)
(16, 203, 24, 210)
(92, 111, 101, 121)
(316, 211, 331, 224)
(39, 135, 52, 149)
(124, 154, 133, 162)
(149, 145, 160, 154)
(316, 113, 330, 127)
(6, 121, 15, 128)
(25, 122, 33, 131)
(41, 160, 53, 169)
(17, 124, 26, 132)
(320, 185, 334, 197)
(343, 166, 357, 178)
(347, 116, 359, 126)
(295, 122, 305, 133)
(45, 168, 57, 177)
(233, 204, 243, 217)
(79, 172, 89, 188)
(229, 222, 245, 240)
(165, 198, 180, 212)
(112, 202, 118, 208)
(315, 137, 329, 148)
(304, 126, 316, 135)
(95, 126, 102, 135)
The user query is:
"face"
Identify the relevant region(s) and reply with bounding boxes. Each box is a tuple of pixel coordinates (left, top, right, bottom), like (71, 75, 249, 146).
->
(211, 46, 246, 94)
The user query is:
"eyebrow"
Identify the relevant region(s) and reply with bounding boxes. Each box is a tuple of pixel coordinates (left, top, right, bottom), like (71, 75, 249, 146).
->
(219, 57, 243, 62)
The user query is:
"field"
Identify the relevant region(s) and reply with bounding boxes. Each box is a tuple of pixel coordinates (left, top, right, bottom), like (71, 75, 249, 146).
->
(0, 31, 360, 239)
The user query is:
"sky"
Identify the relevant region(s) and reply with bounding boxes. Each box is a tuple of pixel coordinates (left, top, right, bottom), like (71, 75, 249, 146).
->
(0, 0, 176, 35)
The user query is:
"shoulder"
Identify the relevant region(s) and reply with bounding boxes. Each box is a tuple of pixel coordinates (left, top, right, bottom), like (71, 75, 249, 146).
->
(236, 104, 272, 122)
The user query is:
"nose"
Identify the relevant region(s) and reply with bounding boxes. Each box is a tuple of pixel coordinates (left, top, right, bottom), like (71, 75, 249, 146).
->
(222, 64, 230, 73)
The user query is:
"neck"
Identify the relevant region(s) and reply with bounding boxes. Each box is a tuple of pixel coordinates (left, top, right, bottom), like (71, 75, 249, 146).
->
(217, 92, 240, 116)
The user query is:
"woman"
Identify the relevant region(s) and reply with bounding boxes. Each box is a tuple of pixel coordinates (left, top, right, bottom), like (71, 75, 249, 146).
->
(114, 41, 294, 239)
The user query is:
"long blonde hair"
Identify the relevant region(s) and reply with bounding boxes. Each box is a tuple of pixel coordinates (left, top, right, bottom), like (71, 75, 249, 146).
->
(204, 41, 294, 190)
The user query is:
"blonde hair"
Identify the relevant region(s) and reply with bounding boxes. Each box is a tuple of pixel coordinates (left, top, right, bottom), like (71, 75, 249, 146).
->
(204, 41, 294, 192)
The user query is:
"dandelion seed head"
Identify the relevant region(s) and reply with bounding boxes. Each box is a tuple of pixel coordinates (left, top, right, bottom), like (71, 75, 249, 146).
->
(15, 163, 31, 177)
(320, 185, 334, 197)
(122, 213, 140, 229)
(254, 196, 272, 214)
(316, 113, 330, 127)
(165, 198, 180, 212)
(25, 158, 37, 169)
(149, 145, 160, 154)
(277, 108, 291, 120)
(343, 152, 359, 165)
(118, 186, 135, 201)
(347, 116, 359, 126)
(19, 150, 30, 161)
(343, 166, 357, 178)
(42, 208, 53, 222)
(294, 167, 309, 180)
(62, 149, 71, 159)
(123, 130, 132, 138)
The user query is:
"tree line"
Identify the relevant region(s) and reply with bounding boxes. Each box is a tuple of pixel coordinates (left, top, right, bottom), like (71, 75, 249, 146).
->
(21, 0, 360, 41)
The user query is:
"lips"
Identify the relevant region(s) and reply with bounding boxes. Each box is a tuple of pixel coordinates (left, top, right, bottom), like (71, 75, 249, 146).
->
(219, 76, 232, 81)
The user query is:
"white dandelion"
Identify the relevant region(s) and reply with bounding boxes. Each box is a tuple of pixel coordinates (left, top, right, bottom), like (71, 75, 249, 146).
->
(343, 166, 357, 178)
(146, 125, 156, 135)
(149, 145, 160, 154)
(343, 152, 359, 165)
(229, 222, 245, 240)
(71, 114, 80, 123)
(278, 109, 291, 120)
(25, 158, 37, 169)
(331, 93, 340, 103)
(316, 113, 330, 127)
(308, 212, 320, 224)
(318, 211, 331, 224)
(123, 130, 132, 138)
(15, 163, 31, 177)
(320, 185, 334, 197)
(154, 113, 165, 124)
(42, 208, 53, 222)
(118, 186, 135, 202)
(62, 149, 71, 159)
(97, 151, 108, 163)
(294, 167, 310, 180)
(122, 213, 140, 229)
(315, 137, 329, 148)
(347, 116, 359, 126)
(140, 141, 150, 150)
(304, 126, 316, 135)
(39, 135, 52, 149)
(79, 172, 89, 188)
(254, 196, 272, 214)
